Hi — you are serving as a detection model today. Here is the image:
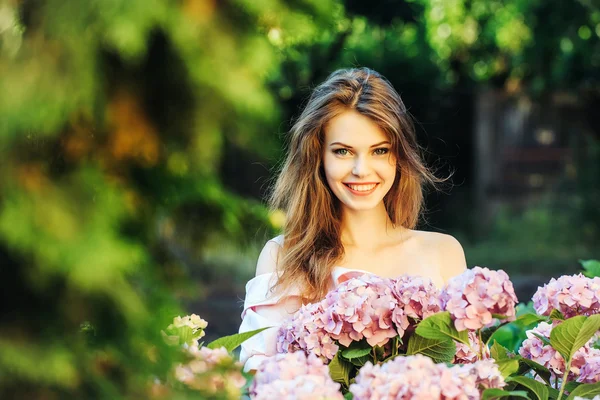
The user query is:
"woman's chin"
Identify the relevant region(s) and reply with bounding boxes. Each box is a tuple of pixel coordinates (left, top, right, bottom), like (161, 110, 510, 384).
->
(339, 199, 385, 212)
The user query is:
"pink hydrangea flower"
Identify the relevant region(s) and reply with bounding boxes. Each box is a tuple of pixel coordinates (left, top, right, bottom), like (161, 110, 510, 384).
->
(463, 359, 506, 389)
(250, 352, 343, 400)
(576, 348, 600, 383)
(175, 345, 245, 396)
(454, 331, 491, 364)
(349, 355, 485, 399)
(519, 322, 599, 384)
(532, 274, 600, 318)
(324, 275, 399, 347)
(442, 267, 518, 331)
(276, 302, 339, 361)
(391, 274, 443, 338)
(277, 274, 405, 360)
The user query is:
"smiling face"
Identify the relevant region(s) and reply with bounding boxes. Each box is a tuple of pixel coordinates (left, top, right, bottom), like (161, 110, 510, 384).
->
(322, 109, 397, 213)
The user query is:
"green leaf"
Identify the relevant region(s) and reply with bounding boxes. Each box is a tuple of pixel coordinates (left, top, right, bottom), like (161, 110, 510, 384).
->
(482, 389, 529, 399)
(491, 313, 510, 320)
(580, 259, 600, 278)
(343, 392, 354, 400)
(415, 311, 470, 345)
(488, 323, 523, 353)
(481, 325, 501, 345)
(490, 341, 520, 378)
(341, 340, 372, 359)
(548, 386, 560, 399)
(550, 314, 600, 362)
(566, 381, 600, 400)
(564, 381, 581, 394)
(549, 309, 565, 321)
(348, 355, 370, 367)
(490, 341, 511, 361)
(506, 376, 549, 400)
(532, 332, 552, 347)
(342, 347, 372, 360)
(329, 352, 353, 387)
(516, 313, 547, 327)
(406, 333, 456, 363)
(518, 358, 552, 385)
(206, 327, 271, 352)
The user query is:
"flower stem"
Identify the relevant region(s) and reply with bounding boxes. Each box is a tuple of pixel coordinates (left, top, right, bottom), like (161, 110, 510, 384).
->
(556, 359, 572, 400)
(372, 347, 377, 364)
(478, 329, 484, 360)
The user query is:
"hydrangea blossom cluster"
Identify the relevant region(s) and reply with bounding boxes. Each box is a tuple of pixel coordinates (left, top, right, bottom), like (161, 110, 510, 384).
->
(532, 274, 600, 318)
(442, 267, 518, 331)
(169, 314, 208, 337)
(277, 274, 442, 360)
(578, 351, 600, 383)
(454, 331, 490, 364)
(349, 355, 503, 399)
(250, 352, 343, 400)
(320, 275, 399, 347)
(391, 274, 443, 337)
(518, 322, 599, 383)
(175, 345, 245, 398)
(463, 359, 506, 389)
(276, 302, 339, 360)
(163, 314, 209, 347)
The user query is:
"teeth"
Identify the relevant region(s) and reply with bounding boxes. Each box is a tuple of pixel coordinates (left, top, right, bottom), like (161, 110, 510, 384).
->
(348, 184, 377, 192)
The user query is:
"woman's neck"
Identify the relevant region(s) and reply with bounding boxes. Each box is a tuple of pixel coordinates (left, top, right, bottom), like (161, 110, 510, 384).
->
(339, 203, 405, 250)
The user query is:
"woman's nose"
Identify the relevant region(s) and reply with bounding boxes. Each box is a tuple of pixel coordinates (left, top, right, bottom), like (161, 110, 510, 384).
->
(352, 156, 369, 177)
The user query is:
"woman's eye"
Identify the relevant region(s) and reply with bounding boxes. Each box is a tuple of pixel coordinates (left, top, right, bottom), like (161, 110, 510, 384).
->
(373, 148, 389, 155)
(333, 148, 350, 156)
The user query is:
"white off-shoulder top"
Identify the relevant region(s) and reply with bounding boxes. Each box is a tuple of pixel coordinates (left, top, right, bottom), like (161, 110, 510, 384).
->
(238, 235, 443, 371)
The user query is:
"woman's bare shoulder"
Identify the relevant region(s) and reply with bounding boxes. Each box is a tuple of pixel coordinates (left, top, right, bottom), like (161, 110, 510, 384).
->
(412, 230, 467, 280)
(254, 236, 284, 276)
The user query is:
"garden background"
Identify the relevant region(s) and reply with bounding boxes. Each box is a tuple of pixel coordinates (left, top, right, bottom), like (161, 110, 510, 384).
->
(0, 0, 598, 398)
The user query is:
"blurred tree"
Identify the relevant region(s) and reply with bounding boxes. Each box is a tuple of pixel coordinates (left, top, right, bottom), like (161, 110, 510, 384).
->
(0, 0, 340, 397)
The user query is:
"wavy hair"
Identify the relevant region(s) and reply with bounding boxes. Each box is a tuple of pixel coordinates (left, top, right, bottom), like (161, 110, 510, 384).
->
(269, 67, 444, 303)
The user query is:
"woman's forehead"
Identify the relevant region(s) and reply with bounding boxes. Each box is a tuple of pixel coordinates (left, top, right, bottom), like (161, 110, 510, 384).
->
(324, 110, 389, 147)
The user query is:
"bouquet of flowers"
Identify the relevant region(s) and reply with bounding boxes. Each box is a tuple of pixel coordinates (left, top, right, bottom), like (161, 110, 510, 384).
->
(275, 268, 514, 386)
(259, 262, 600, 400)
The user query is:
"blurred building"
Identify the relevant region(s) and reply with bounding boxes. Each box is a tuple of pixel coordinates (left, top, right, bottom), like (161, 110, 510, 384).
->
(474, 88, 590, 229)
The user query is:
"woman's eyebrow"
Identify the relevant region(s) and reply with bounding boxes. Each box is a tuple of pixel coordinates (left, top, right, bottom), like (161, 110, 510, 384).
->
(329, 141, 391, 148)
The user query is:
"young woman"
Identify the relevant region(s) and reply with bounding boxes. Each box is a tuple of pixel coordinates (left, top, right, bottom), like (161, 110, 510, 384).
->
(238, 67, 467, 372)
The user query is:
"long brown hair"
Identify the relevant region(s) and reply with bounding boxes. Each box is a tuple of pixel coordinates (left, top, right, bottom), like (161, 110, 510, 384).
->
(269, 67, 443, 303)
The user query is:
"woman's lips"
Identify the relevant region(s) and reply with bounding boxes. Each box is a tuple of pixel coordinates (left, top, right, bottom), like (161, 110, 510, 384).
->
(343, 182, 379, 196)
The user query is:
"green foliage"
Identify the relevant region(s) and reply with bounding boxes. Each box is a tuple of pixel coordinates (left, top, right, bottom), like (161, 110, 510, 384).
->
(482, 388, 529, 399)
(0, 0, 340, 397)
(518, 358, 552, 386)
(340, 340, 372, 360)
(506, 376, 549, 400)
(580, 259, 600, 278)
(329, 352, 353, 388)
(406, 333, 456, 363)
(415, 311, 470, 345)
(489, 303, 539, 353)
(489, 341, 520, 378)
(550, 315, 600, 363)
(206, 327, 270, 353)
(566, 381, 600, 400)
